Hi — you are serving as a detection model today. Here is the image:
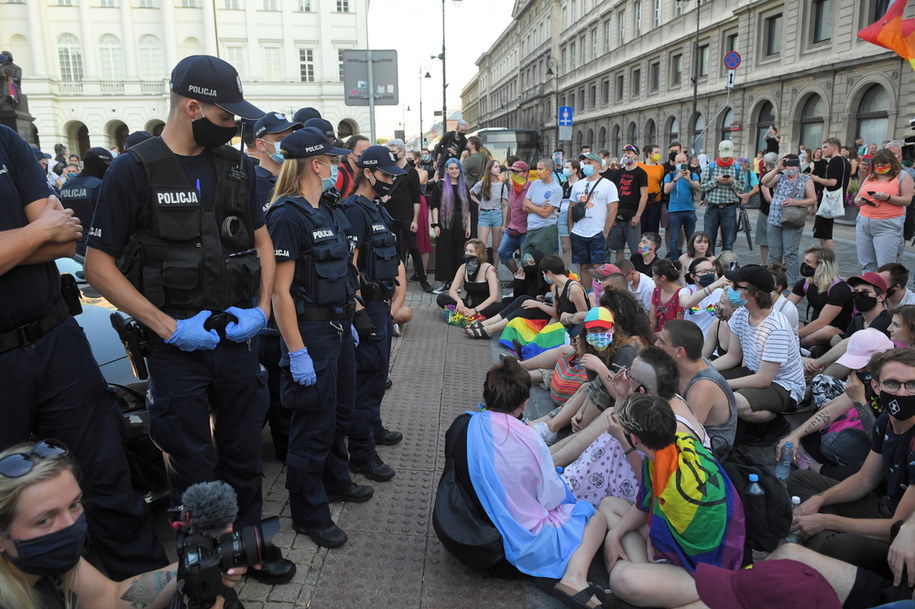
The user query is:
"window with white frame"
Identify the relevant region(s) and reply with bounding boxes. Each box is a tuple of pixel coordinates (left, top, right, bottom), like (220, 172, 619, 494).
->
(138, 34, 164, 80)
(299, 48, 315, 82)
(297, 0, 311, 9)
(264, 46, 281, 81)
(653, 0, 661, 27)
(58, 33, 84, 81)
(618, 10, 626, 44)
(338, 49, 346, 81)
(263, 0, 278, 9)
(224, 0, 238, 8)
(591, 28, 597, 59)
(635, 1, 642, 36)
(604, 20, 611, 52)
(336, 0, 349, 11)
(99, 34, 125, 80)
(224, 44, 246, 79)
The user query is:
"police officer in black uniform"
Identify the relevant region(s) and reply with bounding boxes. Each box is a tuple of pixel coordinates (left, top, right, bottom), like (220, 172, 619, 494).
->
(342, 145, 405, 482)
(252, 111, 302, 213)
(58, 146, 112, 255)
(85, 55, 296, 587)
(266, 126, 373, 549)
(0, 124, 168, 580)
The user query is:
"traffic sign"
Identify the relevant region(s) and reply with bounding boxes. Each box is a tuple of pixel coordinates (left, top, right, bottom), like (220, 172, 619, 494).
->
(726, 69, 736, 89)
(558, 106, 574, 126)
(723, 51, 741, 70)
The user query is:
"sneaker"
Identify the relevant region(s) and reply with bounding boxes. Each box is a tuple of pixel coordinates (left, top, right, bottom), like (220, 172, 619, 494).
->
(420, 280, 434, 293)
(392, 323, 401, 337)
(432, 282, 449, 294)
(532, 421, 557, 445)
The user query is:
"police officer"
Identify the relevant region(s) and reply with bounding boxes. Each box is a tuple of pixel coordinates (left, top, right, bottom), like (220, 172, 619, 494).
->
(58, 146, 112, 255)
(250, 111, 301, 463)
(266, 126, 373, 549)
(342, 145, 406, 482)
(0, 124, 168, 579)
(85, 55, 296, 586)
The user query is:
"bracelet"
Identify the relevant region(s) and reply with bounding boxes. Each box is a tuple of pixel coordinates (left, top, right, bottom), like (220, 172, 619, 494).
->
(704, 286, 711, 295)
(431, 223, 440, 228)
(624, 447, 636, 455)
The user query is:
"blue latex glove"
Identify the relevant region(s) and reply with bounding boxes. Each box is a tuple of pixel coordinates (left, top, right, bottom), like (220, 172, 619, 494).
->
(289, 347, 317, 386)
(351, 324, 360, 347)
(224, 306, 268, 342)
(165, 310, 219, 352)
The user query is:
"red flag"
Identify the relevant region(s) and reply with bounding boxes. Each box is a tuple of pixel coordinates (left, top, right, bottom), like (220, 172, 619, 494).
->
(858, 0, 915, 70)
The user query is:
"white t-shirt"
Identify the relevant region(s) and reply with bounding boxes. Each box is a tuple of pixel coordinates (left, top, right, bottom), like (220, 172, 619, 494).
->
(524, 179, 562, 230)
(899, 288, 915, 308)
(728, 307, 805, 402)
(569, 176, 619, 238)
(629, 272, 654, 313)
(773, 294, 800, 334)
(681, 285, 721, 337)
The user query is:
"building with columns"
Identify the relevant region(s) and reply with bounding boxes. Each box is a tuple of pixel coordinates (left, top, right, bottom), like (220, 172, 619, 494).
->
(0, 0, 370, 154)
(463, 0, 914, 160)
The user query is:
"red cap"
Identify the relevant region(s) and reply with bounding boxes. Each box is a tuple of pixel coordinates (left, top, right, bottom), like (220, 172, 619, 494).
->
(695, 560, 842, 609)
(848, 272, 888, 294)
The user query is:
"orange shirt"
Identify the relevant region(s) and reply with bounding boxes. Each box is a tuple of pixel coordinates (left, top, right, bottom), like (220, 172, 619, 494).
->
(639, 162, 666, 203)
(859, 176, 905, 219)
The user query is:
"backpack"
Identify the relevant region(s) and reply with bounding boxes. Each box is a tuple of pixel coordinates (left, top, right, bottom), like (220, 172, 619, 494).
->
(721, 446, 791, 557)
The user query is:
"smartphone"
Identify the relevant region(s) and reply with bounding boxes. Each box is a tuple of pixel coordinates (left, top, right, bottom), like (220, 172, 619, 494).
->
(721, 174, 731, 179)
(785, 158, 801, 167)
(729, 261, 740, 271)
(677, 163, 687, 171)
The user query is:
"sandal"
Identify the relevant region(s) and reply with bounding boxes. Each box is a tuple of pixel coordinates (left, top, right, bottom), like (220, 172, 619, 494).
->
(552, 582, 602, 609)
(464, 321, 483, 336)
(466, 324, 491, 339)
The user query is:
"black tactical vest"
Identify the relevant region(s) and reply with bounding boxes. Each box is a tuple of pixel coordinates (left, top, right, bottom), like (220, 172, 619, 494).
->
(344, 194, 399, 299)
(267, 195, 355, 310)
(118, 137, 260, 312)
(59, 174, 102, 255)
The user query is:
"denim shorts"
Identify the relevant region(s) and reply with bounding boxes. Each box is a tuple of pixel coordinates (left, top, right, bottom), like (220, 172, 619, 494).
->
(570, 232, 606, 264)
(558, 208, 570, 238)
(478, 208, 503, 229)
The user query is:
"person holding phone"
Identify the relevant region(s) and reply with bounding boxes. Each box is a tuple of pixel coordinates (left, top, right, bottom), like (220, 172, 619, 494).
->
(853, 149, 914, 273)
(663, 153, 700, 259)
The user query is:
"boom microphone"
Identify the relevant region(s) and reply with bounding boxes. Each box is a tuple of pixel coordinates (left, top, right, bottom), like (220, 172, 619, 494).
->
(180, 481, 238, 537)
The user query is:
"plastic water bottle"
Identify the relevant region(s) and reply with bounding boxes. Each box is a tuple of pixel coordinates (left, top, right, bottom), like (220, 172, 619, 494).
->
(746, 473, 764, 496)
(775, 442, 793, 481)
(785, 496, 802, 543)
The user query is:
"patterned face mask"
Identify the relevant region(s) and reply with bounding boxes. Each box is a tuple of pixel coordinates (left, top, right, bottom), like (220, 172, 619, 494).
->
(585, 330, 614, 351)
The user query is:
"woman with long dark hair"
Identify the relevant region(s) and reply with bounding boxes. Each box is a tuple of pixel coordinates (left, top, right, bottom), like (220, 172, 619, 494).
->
(470, 159, 506, 269)
(430, 158, 472, 293)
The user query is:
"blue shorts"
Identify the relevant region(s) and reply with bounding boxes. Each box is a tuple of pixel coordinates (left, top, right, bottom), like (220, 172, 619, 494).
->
(558, 208, 570, 238)
(570, 232, 606, 265)
(478, 208, 503, 228)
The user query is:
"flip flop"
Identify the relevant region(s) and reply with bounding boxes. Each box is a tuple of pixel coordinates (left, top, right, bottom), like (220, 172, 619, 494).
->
(552, 582, 601, 609)
(587, 583, 617, 609)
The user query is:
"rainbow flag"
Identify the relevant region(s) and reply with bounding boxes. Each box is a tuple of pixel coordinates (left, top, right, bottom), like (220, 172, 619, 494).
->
(498, 317, 548, 352)
(858, 0, 915, 70)
(498, 319, 570, 359)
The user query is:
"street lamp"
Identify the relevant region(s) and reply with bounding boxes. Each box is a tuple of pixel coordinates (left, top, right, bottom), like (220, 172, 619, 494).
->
(420, 69, 431, 149)
(677, 0, 702, 154)
(433, 0, 463, 137)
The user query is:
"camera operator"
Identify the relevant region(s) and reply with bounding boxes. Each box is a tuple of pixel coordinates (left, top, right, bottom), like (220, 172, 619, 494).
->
(0, 441, 243, 609)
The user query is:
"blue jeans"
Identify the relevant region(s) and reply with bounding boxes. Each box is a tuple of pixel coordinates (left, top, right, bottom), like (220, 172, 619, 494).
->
(498, 230, 526, 263)
(667, 210, 697, 258)
(704, 204, 737, 253)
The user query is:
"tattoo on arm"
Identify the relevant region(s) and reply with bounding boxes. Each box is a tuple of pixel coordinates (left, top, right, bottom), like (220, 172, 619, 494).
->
(803, 411, 832, 435)
(120, 570, 175, 609)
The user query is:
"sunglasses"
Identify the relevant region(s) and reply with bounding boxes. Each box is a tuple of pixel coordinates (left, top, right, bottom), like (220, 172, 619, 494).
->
(0, 440, 69, 478)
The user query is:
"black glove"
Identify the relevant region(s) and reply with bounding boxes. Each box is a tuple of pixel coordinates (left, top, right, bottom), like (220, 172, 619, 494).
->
(353, 308, 377, 338)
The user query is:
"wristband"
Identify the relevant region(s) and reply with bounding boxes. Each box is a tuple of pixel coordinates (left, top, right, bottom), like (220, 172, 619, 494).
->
(431, 223, 440, 228)
(624, 447, 636, 455)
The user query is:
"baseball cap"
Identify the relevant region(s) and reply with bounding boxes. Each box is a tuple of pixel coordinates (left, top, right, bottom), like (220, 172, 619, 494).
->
(623, 144, 640, 155)
(724, 263, 775, 293)
(695, 560, 842, 609)
(593, 263, 622, 278)
(835, 328, 894, 370)
(847, 272, 888, 294)
(169, 55, 264, 120)
(279, 126, 349, 159)
(83, 147, 113, 167)
(582, 152, 603, 163)
(357, 145, 407, 175)
(31, 145, 51, 160)
(124, 131, 152, 149)
(293, 107, 322, 124)
(254, 112, 302, 139)
(303, 118, 340, 144)
(583, 307, 615, 329)
(736, 157, 750, 165)
(719, 140, 735, 158)
(510, 160, 529, 172)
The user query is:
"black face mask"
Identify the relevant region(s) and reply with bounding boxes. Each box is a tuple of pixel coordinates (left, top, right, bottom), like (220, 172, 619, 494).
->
(853, 292, 879, 313)
(464, 255, 480, 280)
(800, 263, 816, 278)
(887, 286, 898, 299)
(881, 391, 915, 421)
(406, 160, 416, 167)
(191, 114, 238, 148)
(370, 174, 395, 198)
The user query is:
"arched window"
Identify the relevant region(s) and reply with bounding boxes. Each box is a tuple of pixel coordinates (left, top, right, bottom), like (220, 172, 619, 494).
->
(576, 129, 583, 151)
(755, 101, 776, 153)
(587, 128, 594, 148)
(666, 116, 679, 148)
(58, 34, 84, 82)
(856, 85, 889, 148)
(719, 107, 734, 143)
(799, 95, 825, 153)
(598, 126, 607, 150)
(692, 113, 705, 154)
(645, 119, 657, 147)
(611, 124, 621, 157)
(627, 121, 638, 147)
(99, 34, 125, 81)
(138, 35, 164, 81)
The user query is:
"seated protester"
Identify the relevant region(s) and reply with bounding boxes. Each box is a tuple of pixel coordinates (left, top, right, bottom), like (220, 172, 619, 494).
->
(678, 230, 715, 284)
(878, 262, 915, 311)
(890, 305, 915, 348)
(630, 231, 661, 276)
(657, 320, 738, 454)
(601, 394, 745, 609)
(458, 358, 609, 608)
(617, 259, 653, 313)
(560, 346, 714, 505)
(465, 249, 550, 339)
(678, 257, 723, 338)
(713, 264, 806, 426)
(789, 348, 915, 581)
(788, 245, 854, 352)
(778, 328, 894, 481)
(0, 441, 243, 609)
(649, 259, 684, 333)
(769, 263, 799, 334)
(702, 287, 741, 360)
(436, 238, 501, 319)
(526, 307, 630, 444)
(588, 262, 621, 306)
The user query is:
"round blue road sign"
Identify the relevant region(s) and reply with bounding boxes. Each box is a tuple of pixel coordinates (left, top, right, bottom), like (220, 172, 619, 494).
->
(724, 51, 741, 70)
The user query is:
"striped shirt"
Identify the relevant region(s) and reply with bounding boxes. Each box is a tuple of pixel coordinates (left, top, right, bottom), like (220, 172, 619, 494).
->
(728, 307, 805, 402)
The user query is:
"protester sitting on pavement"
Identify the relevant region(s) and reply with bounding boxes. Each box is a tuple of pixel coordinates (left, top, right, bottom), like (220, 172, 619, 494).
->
(435, 238, 500, 319)
(457, 358, 609, 609)
(678, 230, 714, 283)
(788, 347, 915, 581)
(769, 263, 799, 334)
(789, 245, 855, 353)
(649, 259, 684, 333)
(878, 263, 915, 311)
(0, 441, 243, 609)
(890, 306, 915, 348)
(600, 394, 745, 609)
(617, 259, 653, 313)
(630, 231, 661, 276)
(588, 262, 621, 306)
(714, 264, 806, 430)
(678, 257, 722, 338)
(778, 328, 894, 481)
(702, 288, 741, 360)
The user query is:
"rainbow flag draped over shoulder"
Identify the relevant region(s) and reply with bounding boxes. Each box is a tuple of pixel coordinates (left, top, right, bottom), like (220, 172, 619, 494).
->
(858, 0, 915, 70)
(638, 433, 745, 573)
